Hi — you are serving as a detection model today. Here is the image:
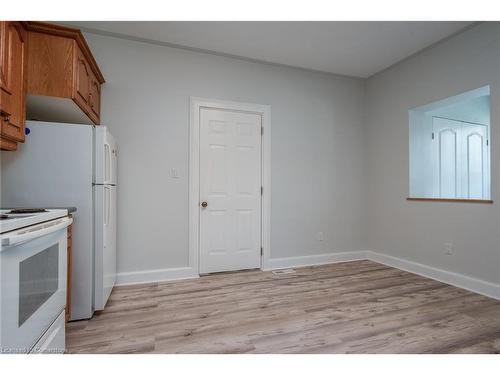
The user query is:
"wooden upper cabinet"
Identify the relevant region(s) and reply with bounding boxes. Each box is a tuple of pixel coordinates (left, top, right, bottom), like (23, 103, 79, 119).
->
(23, 22, 105, 125)
(0, 22, 104, 151)
(0, 21, 28, 150)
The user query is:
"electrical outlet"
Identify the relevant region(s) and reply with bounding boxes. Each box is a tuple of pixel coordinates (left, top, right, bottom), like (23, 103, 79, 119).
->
(444, 242, 453, 255)
(316, 232, 324, 241)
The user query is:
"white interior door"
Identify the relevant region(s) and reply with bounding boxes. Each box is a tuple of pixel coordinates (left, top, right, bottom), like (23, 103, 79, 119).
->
(432, 117, 461, 198)
(432, 117, 490, 199)
(460, 123, 489, 199)
(199, 108, 262, 274)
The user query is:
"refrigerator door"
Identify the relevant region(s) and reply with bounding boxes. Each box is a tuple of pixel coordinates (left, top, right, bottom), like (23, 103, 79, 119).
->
(93, 184, 117, 311)
(1, 121, 95, 321)
(94, 126, 117, 185)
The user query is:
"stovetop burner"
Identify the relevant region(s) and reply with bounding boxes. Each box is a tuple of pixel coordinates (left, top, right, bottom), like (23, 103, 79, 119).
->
(8, 208, 48, 214)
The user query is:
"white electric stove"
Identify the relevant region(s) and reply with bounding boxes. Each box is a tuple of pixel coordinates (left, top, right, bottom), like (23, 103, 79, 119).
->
(0, 208, 72, 354)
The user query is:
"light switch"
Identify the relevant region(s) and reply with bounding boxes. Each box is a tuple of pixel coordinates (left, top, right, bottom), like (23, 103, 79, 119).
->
(170, 168, 180, 179)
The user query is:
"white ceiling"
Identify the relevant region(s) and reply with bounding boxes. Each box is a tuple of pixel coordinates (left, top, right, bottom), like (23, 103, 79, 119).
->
(63, 21, 473, 78)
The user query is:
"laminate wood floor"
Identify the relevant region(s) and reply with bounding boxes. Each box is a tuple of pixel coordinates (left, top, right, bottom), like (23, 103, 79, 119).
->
(66, 260, 500, 354)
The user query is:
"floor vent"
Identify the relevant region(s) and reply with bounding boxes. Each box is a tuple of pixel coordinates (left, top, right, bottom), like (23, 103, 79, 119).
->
(272, 269, 296, 278)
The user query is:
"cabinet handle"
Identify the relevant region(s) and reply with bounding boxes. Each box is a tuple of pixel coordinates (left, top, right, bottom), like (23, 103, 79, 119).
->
(4, 115, 10, 122)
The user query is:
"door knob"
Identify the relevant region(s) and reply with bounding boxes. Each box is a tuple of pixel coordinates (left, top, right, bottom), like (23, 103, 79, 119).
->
(201, 201, 208, 208)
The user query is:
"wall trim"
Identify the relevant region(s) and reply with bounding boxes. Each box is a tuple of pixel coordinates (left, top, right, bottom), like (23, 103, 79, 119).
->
(263, 251, 370, 271)
(115, 250, 500, 301)
(116, 267, 198, 286)
(366, 251, 500, 301)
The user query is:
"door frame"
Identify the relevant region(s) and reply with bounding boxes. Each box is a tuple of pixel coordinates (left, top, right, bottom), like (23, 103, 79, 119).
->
(189, 97, 272, 274)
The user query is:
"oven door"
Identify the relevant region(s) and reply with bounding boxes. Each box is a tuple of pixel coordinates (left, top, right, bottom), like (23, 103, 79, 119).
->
(0, 217, 71, 353)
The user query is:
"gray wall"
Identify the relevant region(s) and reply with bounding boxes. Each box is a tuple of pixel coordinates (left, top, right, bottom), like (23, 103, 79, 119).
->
(83, 32, 368, 275)
(365, 22, 500, 284)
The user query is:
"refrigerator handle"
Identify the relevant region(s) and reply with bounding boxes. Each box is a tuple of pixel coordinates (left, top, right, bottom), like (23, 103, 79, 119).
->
(104, 186, 110, 227)
(105, 143, 111, 183)
(104, 186, 110, 249)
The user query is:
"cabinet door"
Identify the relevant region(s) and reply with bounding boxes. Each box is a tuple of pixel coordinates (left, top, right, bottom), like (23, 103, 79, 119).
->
(89, 71, 101, 122)
(1, 22, 27, 142)
(0, 21, 11, 116)
(73, 46, 90, 109)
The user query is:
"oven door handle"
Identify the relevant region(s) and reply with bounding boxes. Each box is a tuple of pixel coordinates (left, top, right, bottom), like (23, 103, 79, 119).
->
(1, 217, 73, 247)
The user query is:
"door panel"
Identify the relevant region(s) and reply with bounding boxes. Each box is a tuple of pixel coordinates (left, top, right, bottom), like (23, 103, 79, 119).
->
(438, 128, 458, 198)
(89, 71, 101, 121)
(236, 209, 254, 252)
(207, 144, 228, 194)
(462, 124, 488, 199)
(432, 117, 490, 199)
(74, 47, 90, 108)
(206, 210, 229, 255)
(199, 108, 262, 274)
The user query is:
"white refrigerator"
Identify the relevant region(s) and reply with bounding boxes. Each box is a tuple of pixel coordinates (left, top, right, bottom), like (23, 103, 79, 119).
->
(1, 120, 117, 320)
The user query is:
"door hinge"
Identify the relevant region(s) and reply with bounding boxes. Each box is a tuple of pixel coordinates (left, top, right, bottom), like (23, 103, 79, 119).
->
(487, 139, 489, 146)
(261, 126, 264, 136)
(261, 186, 263, 195)
(261, 247, 263, 256)
(432, 132, 435, 140)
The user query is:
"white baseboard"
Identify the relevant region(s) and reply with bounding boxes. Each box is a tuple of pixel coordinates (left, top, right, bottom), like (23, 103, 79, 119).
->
(114, 250, 500, 301)
(366, 251, 500, 301)
(265, 250, 500, 300)
(116, 266, 199, 286)
(263, 251, 370, 271)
